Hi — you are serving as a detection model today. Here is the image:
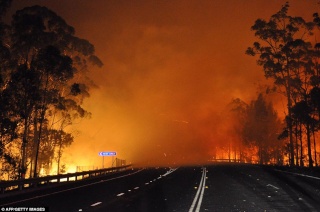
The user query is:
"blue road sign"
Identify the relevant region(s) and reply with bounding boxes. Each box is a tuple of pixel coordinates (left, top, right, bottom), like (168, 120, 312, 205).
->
(99, 151, 117, 156)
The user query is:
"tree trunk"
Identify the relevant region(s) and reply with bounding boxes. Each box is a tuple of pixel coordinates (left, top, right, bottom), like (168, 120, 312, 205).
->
(286, 78, 295, 166)
(57, 133, 63, 175)
(306, 123, 313, 168)
(299, 123, 304, 167)
(33, 110, 45, 178)
(295, 121, 299, 166)
(312, 128, 317, 167)
(20, 122, 27, 179)
(32, 114, 38, 178)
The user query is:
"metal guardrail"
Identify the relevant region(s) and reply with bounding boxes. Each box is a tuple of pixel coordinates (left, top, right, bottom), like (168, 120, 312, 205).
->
(0, 165, 131, 194)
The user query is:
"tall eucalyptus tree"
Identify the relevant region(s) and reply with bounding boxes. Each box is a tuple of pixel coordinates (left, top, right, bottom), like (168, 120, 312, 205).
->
(7, 5, 102, 178)
(246, 3, 314, 166)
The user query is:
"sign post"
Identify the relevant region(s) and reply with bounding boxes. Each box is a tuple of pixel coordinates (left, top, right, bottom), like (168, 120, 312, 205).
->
(99, 152, 117, 168)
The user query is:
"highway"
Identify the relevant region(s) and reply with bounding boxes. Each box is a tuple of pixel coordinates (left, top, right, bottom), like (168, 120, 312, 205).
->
(1, 164, 320, 211)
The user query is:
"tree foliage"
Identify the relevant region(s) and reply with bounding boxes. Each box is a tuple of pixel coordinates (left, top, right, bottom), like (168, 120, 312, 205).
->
(244, 94, 283, 164)
(228, 94, 283, 165)
(0, 3, 102, 179)
(246, 2, 320, 167)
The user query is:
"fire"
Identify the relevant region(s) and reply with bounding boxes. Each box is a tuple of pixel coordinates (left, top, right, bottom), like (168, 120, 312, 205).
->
(5, 0, 317, 174)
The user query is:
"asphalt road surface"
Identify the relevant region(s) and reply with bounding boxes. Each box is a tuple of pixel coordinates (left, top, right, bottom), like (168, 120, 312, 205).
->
(1, 164, 320, 212)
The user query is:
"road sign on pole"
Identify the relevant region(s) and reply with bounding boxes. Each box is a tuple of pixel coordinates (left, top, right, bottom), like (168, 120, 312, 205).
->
(99, 152, 117, 168)
(99, 151, 117, 156)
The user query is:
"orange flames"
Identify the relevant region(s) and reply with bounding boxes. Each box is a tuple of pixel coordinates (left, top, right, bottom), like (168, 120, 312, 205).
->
(10, 0, 319, 169)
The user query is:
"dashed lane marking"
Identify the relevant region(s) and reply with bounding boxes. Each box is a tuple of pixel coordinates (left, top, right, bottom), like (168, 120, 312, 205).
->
(117, 193, 125, 197)
(0, 169, 144, 207)
(91, 202, 102, 207)
(162, 168, 178, 177)
(267, 184, 279, 190)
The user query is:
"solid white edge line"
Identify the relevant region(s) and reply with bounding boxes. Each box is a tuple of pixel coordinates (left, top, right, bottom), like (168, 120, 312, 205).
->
(189, 167, 205, 212)
(275, 169, 320, 180)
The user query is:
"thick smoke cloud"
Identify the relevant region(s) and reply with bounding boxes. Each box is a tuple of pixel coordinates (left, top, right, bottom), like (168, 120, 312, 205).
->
(11, 0, 320, 168)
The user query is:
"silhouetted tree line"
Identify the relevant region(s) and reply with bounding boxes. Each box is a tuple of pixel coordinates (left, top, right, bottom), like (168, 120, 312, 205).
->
(0, 0, 102, 180)
(246, 2, 320, 168)
(228, 94, 283, 165)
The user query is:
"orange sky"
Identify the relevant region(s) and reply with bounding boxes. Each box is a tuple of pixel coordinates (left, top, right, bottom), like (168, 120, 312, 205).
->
(11, 0, 320, 168)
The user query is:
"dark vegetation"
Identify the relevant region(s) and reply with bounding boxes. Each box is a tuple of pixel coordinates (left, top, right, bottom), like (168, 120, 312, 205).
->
(0, 0, 102, 180)
(244, 2, 320, 168)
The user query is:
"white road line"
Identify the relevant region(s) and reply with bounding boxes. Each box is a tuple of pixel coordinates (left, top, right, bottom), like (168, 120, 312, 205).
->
(274, 169, 319, 211)
(117, 193, 125, 197)
(189, 167, 207, 212)
(134, 186, 139, 190)
(195, 168, 207, 212)
(189, 172, 204, 212)
(162, 168, 178, 177)
(275, 169, 320, 180)
(91, 202, 102, 207)
(0, 169, 144, 207)
(267, 184, 279, 190)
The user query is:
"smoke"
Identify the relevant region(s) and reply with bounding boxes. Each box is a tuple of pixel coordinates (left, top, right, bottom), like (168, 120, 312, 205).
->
(11, 0, 320, 168)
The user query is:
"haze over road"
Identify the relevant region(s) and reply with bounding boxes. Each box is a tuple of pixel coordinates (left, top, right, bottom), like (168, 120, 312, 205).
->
(1, 164, 320, 211)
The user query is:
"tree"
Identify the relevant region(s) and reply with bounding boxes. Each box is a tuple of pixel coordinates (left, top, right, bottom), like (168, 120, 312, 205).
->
(3, 64, 40, 178)
(0, 5, 102, 178)
(31, 45, 73, 178)
(246, 3, 314, 166)
(291, 100, 316, 167)
(228, 98, 248, 162)
(243, 93, 283, 164)
(0, 0, 12, 81)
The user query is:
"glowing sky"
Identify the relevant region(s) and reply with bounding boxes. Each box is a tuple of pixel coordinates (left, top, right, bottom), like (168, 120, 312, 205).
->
(10, 0, 320, 168)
